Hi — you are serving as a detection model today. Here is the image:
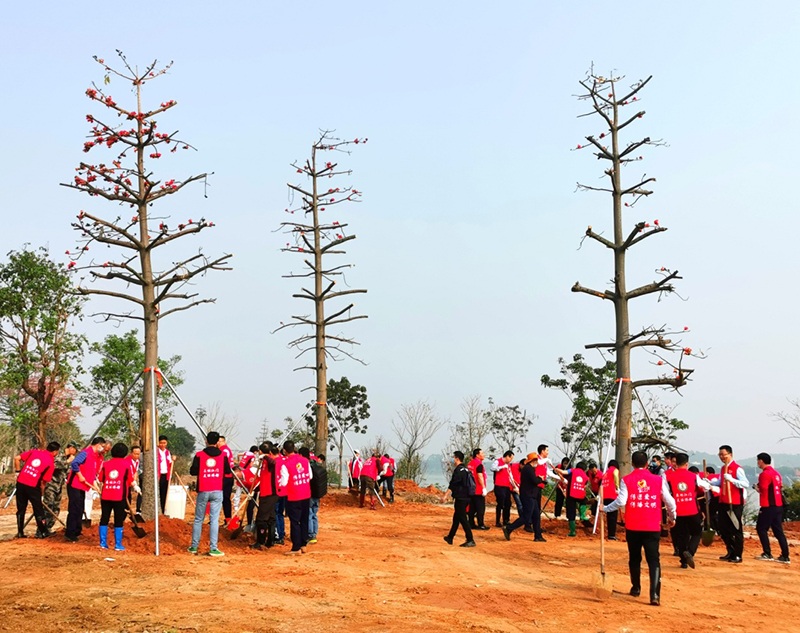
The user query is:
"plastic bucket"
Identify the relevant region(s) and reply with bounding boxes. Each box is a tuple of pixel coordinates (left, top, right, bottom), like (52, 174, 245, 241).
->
(164, 484, 186, 519)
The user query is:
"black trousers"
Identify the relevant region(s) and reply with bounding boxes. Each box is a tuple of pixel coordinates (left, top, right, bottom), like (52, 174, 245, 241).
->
(555, 487, 566, 517)
(448, 498, 474, 542)
(508, 495, 542, 538)
(603, 498, 618, 538)
(255, 494, 278, 546)
(286, 498, 310, 551)
(673, 513, 702, 558)
(469, 494, 486, 527)
(100, 499, 126, 527)
(708, 496, 719, 531)
(159, 473, 168, 514)
(566, 496, 581, 521)
(717, 503, 744, 558)
(494, 486, 511, 525)
(66, 486, 86, 538)
(757, 506, 789, 558)
(382, 475, 395, 499)
(626, 530, 661, 597)
(15, 482, 46, 534)
(222, 477, 234, 519)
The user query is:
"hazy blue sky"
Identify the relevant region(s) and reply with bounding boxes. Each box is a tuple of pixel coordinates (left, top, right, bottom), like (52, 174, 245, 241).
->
(2, 2, 799, 458)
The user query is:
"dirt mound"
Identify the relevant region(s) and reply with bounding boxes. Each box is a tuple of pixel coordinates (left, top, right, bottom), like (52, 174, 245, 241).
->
(394, 479, 443, 494)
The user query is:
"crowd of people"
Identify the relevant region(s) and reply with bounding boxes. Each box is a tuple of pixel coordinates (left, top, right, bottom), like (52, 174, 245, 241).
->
(11, 435, 793, 605)
(441, 443, 792, 605)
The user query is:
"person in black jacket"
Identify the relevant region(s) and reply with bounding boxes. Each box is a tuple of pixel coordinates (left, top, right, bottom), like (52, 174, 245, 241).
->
(503, 453, 546, 542)
(441, 451, 476, 548)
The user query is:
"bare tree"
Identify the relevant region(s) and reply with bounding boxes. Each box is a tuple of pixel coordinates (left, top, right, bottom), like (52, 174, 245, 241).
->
(391, 401, 445, 483)
(441, 395, 493, 478)
(772, 399, 800, 441)
(571, 67, 701, 474)
(62, 52, 231, 517)
(194, 401, 241, 447)
(275, 131, 368, 456)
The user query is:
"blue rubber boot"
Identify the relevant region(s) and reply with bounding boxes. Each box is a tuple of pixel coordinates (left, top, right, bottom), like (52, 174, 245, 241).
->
(114, 527, 125, 551)
(99, 525, 108, 549)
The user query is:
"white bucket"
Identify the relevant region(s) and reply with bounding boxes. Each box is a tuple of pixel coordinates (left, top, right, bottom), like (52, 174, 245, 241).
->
(84, 492, 95, 518)
(164, 484, 186, 519)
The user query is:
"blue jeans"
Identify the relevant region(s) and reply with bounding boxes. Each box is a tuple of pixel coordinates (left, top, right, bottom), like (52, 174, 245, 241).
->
(192, 490, 223, 551)
(309, 497, 320, 536)
(276, 496, 286, 539)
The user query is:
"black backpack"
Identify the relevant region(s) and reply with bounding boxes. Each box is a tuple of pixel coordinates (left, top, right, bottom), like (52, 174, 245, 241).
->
(310, 460, 328, 499)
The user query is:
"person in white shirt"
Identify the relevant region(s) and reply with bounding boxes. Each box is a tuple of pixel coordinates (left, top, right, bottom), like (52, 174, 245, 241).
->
(157, 435, 173, 514)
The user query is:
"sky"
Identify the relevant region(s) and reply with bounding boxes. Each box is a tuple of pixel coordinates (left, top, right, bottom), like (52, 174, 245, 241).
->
(1, 1, 799, 459)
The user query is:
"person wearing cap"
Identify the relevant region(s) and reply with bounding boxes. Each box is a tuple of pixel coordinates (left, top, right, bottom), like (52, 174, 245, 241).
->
(43, 441, 78, 532)
(502, 453, 546, 542)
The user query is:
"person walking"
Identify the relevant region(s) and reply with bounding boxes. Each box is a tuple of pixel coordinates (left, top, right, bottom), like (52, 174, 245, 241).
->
(188, 431, 231, 557)
(754, 452, 790, 564)
(665, 453, 710, 569)
(441, 451, 475, 548)
(502, 453, 546, 542)
(710, 445, 749, 563)
(97, 443, 131, 551)
(252, 443, 279, 550)
(43, 441, 77, 532)
(65, 437, 105, 542)
(218, 435, 234, 523)
(467, 448, 489, 530)
(14, 442, 60, 539)
(279, 441, 312, 555)
(490, 451, 515, 527)
(604, 450, 676, 606)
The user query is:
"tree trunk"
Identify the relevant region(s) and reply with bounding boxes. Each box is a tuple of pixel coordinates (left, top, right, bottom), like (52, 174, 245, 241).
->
(36, 407, 47, 449)
(312, 146, 328, 457)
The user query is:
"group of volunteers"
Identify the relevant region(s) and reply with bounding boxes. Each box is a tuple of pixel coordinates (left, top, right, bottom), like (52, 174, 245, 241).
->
(442, 443, 792, 606)
(346, 450, 396, 507)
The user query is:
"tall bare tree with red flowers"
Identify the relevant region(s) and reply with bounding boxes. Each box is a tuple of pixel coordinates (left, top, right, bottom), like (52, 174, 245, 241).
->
(62, 51, 231, 517)
(571, 68, 701, 474)
(276, 131, 368, 456)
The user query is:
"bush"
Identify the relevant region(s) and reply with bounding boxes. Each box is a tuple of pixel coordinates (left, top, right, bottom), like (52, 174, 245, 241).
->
(784, 481, 800, 521)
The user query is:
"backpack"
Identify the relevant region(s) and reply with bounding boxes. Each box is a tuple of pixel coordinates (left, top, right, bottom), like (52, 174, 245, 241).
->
(309, 460, 328, 499)
(464, 466, 476, 497)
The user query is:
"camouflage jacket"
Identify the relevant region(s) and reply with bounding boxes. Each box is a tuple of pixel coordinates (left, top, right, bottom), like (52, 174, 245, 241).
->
(45, 454, 71, 492)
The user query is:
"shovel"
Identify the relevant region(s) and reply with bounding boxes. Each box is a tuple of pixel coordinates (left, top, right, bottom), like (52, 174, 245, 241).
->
(592, 498, 613, 600)
(229, 463, 261, 540)
(701, 459, 715, 547)
(125, 499, 147, 538)
(723, 465, 741, 530)
(42, 502, 67, 529)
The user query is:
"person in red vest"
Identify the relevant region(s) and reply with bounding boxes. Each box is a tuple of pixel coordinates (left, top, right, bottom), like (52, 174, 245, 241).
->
(587, 462, 603, 519)
(665, 453, 711, 569)
(14, 441, 60, 539)
(189, 431, 231, 556)
(218, 435, 234, 522)
(97, 443, 131, 551)
(604, 450, 676, 606)
(490, 451, 516, 527)
(157, 435, 173, 515)
(278, 440, 313, 554)
(555, 460, 589, 537)
(347, 451, 362, 492)
(274, 447, 288, 545)
(709, 444, 749, 563)
(502, 453, 546, 542)
(754, 452, 790, 563)
(251, 443, 278, 550)
(379, 453, 396, 503)
(704, 465, 720, 533)
(601, 460, 621, 540)
(359, 450, 380, 510)
(65, 437, 106, 542)
(467, 448, 489, 530)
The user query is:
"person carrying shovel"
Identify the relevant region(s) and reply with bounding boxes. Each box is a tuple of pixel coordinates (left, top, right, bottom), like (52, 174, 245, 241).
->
(603, 450, 676, 606)
(65, 437, 106, 543)
(709, 445, 749, 564)
(97, 443, 131, 551)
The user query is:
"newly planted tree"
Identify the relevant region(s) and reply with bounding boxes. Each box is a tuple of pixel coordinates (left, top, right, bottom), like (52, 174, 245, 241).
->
(62, 52, 231, 517)
(571, 68, 700, 473)
(276, 131, 368, 456)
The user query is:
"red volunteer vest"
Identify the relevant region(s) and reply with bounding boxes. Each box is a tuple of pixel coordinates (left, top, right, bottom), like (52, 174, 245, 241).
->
(467, 458, 486, 495)
(623, 469, 663, 531)
(385, 458, 395, 476)
(494, 459, 511, 487)
(240, 451, 255, 470)
(589, 470, 602, 494)
(260, 456, 277, 496)
(17, 449, 54, 487)
(197, 449, 225, 492)
(535, 462, 547, 488)
(275, 455, 288, 497)
(99, 458, 129, 501)
(158, 449, 172, 476)
(720, 461, 743, 505)
(284, 454, 311, 501)
(704, 472, 720, 497)
(129, 458, 139, 476)
(666, 468, 699, 517)
(69, 447, 98, 491)
(568, 468, 587, 499)
(349, 457, 362, 479)
(361, 457, 378, 480)
(602, 466, 618, 500)
(510, 462, 521, 487)
(759, 466, 783, 508)
(221, 446, 234, 478)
